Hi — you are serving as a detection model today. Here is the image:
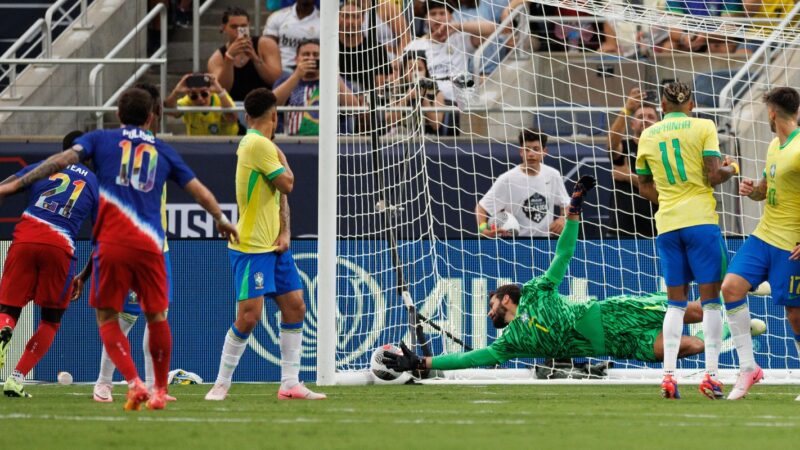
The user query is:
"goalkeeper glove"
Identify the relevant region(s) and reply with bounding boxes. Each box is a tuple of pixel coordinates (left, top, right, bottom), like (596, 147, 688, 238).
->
(382, 341, 425, 372)
(567, 175, 596, 216)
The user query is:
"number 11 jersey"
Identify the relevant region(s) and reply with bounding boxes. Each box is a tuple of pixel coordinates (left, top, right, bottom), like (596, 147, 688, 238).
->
(635, 112, 721, 234)
(75, 126, 196, 255)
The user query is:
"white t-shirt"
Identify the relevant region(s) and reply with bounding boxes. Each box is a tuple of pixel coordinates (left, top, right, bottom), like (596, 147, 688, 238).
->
(263, 5, 321, 69)
(479, 165, 570, 237)
(404, 32, 476, 101)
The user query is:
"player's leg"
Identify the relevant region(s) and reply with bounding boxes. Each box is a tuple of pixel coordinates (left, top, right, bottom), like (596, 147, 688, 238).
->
(94, 300, 139, 402)
(0, 305, 21, 371)
(656, 229, 692, 399)
(786, 307, 800, 401)
(206, 250, 272, 401)
(0, 242, 38, 371)
(4, 307, 66, 398)
(722, 236, 770, 399)
(272, 250, 325, 400)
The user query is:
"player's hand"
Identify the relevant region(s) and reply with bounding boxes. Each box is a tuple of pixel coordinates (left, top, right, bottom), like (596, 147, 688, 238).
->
(549, 216, 566, 235)
(568, 175, 596, 216)
(70, 276, 85, 301)
(217, 221, 239, 244)
(790, 244, 800, 260)
(382, 341, 425, 372)
(739, 178, 755, 197)
(272, 231, 290, 254)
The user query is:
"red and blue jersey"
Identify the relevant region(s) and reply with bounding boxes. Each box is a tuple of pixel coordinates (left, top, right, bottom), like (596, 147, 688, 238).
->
(12, 162, 99, 257)
(74, 126, 196, 254)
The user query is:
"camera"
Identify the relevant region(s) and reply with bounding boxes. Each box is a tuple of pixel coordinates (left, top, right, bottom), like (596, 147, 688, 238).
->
(643, 89, 658, 104)
(452, 73, 475, 89)
(185, 73, 211, 88)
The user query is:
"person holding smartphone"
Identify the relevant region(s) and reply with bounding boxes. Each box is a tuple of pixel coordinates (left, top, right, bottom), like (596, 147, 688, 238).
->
(164, 73, 239, 136)
(208, 7, 282, 101)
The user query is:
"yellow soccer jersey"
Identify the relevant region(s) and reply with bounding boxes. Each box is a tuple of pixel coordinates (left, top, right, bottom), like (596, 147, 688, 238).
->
(229, 129, 285, 253)
(635, 112, 721, 234)
(753, 129, 800, 251)
(177, 92, 239, 136)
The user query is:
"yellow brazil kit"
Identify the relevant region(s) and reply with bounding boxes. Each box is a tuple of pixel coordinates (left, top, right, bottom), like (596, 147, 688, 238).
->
(229, 129, 285, 254)
(753, 129, 800, 251)
(635, 112, 721, 234)
(177, 92, 239, 136)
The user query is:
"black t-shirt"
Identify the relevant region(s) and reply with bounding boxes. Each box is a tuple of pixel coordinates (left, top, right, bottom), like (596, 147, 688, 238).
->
(218, 37, 270, 101)
(338, 35, 389, 93)
(609, 139, 657, 238)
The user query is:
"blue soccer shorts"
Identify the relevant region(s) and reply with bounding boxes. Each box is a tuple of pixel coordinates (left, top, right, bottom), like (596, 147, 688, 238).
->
(656, 224, 728, 287)
(728, 235, 800, 307)
(121, 250, 173, 315)
(229, 249, 303, 301)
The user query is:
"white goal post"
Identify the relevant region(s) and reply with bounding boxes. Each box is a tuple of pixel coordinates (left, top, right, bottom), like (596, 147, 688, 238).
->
(316, 0, 800, 386)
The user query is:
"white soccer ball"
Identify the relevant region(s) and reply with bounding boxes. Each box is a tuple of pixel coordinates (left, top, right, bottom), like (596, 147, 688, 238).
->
(488, 211, 521, 234)
(57, 371, 73, 386)
(750, 318, 767, 336)
(370, 344, 405, 382)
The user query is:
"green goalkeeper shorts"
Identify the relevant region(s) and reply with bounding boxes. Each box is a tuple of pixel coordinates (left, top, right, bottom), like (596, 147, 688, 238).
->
(599, 293, 668, 363)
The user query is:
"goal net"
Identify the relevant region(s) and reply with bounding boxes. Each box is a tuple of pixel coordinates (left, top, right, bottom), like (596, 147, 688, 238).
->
(316, 0, 800, 385)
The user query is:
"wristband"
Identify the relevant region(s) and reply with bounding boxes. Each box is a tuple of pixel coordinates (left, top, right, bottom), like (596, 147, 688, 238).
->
(478, 222, 488, 232)
(621, 108, 630, 116)
(215, 214, 231, 226)
(730, 161, 740, 175)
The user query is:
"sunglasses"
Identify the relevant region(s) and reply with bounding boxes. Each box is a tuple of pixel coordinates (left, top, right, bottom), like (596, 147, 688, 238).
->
(190, 91, 209, 100)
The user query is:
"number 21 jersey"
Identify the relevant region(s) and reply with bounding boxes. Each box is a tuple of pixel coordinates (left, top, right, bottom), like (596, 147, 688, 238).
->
(75, 126, 196, 254)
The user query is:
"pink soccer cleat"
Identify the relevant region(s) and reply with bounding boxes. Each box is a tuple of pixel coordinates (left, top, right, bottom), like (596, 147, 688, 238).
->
(123, 379, 149, 411)
(698, 374, 724, 400)
(146, 388, 168, 410)
(277, 382, 327, 400)
(727, 366, 764, 400)
(165, 393, 177, 402)
(661, 374, 680, 399)
(93, 382, 113, 403)
(204, 383, 229, 401)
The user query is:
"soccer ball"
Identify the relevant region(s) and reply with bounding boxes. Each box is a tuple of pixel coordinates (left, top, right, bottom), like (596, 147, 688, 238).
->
(370, 344, 404, 382)
(57, 371, 73, 385)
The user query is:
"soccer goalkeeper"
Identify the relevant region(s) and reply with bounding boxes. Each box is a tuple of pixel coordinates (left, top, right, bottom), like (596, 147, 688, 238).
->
(384, 176, 761, 377)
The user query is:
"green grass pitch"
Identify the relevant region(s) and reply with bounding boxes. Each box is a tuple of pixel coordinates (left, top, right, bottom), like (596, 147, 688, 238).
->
(0, 384, 797, 449)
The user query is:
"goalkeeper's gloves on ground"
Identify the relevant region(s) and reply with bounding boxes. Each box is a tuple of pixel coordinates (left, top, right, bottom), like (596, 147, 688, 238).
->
(382, 341, 425, 372)
(567, 175, 596, 216)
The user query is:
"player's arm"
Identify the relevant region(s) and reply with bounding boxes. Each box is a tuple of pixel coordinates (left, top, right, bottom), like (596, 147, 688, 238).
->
(703, 154, 738, 186)
(272, 194, 291, 254)
(739, 177, 767, 201)
(637, 174, 659, 204)
(383, 342, 505, 372)
(271, 148, 294, 194)
(0, 149, 79, 198)
(0, 174, 17, 186)
(183, 178, 239, 244)
(70, 259, 93, 301)
(542, 176, 596, 287)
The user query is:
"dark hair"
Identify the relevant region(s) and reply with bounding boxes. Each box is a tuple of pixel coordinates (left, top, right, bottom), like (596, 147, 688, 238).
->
(489, 284, 521, 305)
(118, 88, 154, 126)
(244, 88, 278, 119)
(134, 82, 162, 116)
(222, 6, 249, 24)
(763, 87, 800, 117)
(424, 0, 454, 14)
(62, 130, 83, 150)
(402, 50, 428, 71)
(296, 38, 320, 55)
(518, 128, 548, 147)
(661, 81, 692, 105)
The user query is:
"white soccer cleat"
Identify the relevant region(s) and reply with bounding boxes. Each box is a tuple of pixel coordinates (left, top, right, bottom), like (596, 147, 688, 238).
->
(277, 382, 326, 400)
(93, 382, 113, 403)
(796, 394, 800, 401)
(204, 383, 229, 401)
(727, 366, 764, 400)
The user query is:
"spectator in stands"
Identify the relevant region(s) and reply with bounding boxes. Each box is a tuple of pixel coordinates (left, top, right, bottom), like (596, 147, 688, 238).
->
(405, 0, 496, 103)
(384, 51, 447, 134)
(339, 1, 391, 94)
(208, 7, 282, 101)
(263, 0, 320, 73)
(359, 0, 412, 58)
(266, 0, 319, 11)
(273, 39, 361, 136)
(476, 128, 570, 238)
(659, 0, 743, 52)
(165, 73, 239, 136)
(606, 87, 658, 238)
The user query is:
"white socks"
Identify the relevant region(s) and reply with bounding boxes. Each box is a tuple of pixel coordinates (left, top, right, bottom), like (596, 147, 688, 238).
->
(725, 299, 756, 372)
(662, 300, 687, 375)
(701, 298, 723, 378)
(214, 326, 248, 387)
(279, 322, 303, 391)
(143, 325, 154, 389)
(97, 315, 136, 384)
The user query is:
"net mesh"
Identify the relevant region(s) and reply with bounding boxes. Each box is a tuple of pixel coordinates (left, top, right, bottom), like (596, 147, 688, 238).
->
(330, 0, 800, 382)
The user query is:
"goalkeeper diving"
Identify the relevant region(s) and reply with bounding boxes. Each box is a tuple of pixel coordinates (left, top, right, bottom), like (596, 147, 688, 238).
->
(384, 176, 764, 373)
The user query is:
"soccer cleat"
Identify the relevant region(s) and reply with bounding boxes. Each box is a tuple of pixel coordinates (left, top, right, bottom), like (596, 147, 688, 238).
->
(93, 382, 113, 403)
(727, 366, 764, 400)
(3, 376, 31, 398)
(698, 374, 724, 400)
(660, 375, 680, 399)
(795, 394, 800, 401)
(146, 389, 168, 410)
(277, 382, 327, 400)
(166, 393, 177, 402)
(204, 383, 229, 401)
(123, 379, 149, 411)
(0, 326, 12, 370)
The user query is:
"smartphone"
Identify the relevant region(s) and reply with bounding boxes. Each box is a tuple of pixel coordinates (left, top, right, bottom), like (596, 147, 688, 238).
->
(237, 26, 249, 39)
(643, 90, 658, 103)
(185, 73, 211, 88)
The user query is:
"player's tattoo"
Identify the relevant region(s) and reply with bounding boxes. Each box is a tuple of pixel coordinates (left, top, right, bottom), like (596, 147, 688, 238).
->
(279, 194, 291, 236)
(18, 150, 80, 188)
